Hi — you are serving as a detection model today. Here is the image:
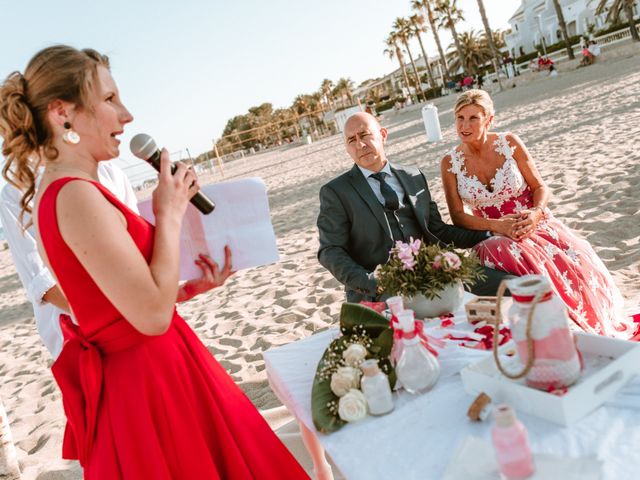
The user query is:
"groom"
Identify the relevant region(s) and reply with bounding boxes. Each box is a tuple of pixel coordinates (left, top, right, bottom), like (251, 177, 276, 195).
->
(317, 112, 508, 303)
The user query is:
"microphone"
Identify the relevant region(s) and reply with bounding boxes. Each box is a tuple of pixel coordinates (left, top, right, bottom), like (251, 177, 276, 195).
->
(130, 133, 215, 215)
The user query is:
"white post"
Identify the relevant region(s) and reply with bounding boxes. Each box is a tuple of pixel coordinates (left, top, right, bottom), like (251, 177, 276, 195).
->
(213, 140, 225, 178)
(421, 104, 443, 142)
(0, 400, 21, 479)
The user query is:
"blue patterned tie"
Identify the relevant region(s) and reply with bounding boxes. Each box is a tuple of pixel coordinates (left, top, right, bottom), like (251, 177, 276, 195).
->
(370, 172, 399, 211)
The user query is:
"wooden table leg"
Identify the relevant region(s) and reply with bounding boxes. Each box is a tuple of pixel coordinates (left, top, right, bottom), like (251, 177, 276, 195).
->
(299, 422, 333, 480)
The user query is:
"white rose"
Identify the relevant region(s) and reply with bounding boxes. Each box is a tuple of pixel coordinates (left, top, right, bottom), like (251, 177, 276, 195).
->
(338, 389, 368, 422)
(342, 343, 367, 367)
(330, 366, 362, 397)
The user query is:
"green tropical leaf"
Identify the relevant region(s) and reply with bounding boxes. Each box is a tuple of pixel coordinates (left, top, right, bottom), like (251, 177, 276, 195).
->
(339, 303, 390, 335)
(311, 304, 395, 433)
(311, 337, 347, 433)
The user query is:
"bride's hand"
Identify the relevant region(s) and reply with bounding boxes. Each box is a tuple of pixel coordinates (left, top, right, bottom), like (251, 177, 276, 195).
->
(512, 208, 543, 240)
(492, 214, 520, 239)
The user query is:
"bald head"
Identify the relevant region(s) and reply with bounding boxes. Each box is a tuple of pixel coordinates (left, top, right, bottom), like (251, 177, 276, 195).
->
(343, 112, 382, 136)
(343, 112, 388, 172)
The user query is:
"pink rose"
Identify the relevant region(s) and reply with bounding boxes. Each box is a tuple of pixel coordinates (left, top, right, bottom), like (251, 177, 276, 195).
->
(443, 252, 462, 270)
(401, 258, 416, 270)
(432, 254, 443, 270)
(397, 244, 416, 271)
(395, 240, 408, 251)
(408, 237, 422, 255)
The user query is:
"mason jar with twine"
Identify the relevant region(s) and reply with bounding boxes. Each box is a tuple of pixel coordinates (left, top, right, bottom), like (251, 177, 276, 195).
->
(492, 275, 582, 390)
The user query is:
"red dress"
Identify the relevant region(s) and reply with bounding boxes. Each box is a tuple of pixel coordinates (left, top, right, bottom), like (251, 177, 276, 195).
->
(447, 134, 638, 339)
(38, 177, 308, 479)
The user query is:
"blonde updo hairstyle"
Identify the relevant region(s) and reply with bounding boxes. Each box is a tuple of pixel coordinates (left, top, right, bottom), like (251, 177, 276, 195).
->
(0, 45, 110, 222)
(454, 89, 495, 127)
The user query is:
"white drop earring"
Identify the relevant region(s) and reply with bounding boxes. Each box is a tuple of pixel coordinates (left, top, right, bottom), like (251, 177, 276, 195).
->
(62, 121, 80, 144)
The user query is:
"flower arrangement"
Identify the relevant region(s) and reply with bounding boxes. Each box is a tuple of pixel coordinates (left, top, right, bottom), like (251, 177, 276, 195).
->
(311, 303, 395, 433)
(376, 238, 485, 300)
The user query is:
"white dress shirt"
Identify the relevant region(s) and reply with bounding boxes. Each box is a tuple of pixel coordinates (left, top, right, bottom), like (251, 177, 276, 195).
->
(0, 161, 139, 359)
(356, 161, 406, 208)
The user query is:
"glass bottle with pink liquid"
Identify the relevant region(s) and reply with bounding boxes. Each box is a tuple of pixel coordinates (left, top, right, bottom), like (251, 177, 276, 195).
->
(491, 404, 535, 479)
(505, 275, 582, 390)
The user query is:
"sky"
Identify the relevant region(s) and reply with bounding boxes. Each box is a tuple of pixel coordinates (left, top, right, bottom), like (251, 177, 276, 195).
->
(0, 0, 521, 187)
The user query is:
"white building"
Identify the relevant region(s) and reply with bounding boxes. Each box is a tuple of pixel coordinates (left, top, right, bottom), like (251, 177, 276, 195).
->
(352, 51, 447, 103)
(505, 0, 638, 57)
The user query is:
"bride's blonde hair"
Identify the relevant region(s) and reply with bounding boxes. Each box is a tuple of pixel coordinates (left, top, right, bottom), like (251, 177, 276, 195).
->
(0, 45, 109, 224)
(454, 89, 495, 117)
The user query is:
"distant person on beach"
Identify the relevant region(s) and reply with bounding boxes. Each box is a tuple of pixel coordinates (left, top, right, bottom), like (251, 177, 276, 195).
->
(581, 45, 594, 66)
(0, 162, 138, 359)
(589, 40, 601, 57)
(537, 54, 554, 71)
(537, 55, 557, 76)
(0, 45, 308, 478)
(528, 58, 540, 72)
(441, 89, 638, 340)
(316, 112, 510, 303)
(364, 100, 379, 117)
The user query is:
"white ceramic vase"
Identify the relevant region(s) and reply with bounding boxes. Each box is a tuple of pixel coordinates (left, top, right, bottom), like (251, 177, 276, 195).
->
(403, 280, 464, 319)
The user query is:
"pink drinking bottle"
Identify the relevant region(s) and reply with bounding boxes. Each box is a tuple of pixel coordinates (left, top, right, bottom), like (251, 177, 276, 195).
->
(491, 404, 535, 479)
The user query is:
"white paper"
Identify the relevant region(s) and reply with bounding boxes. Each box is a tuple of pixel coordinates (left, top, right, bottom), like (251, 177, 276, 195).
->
(442, 436, 603, 480)
(138, 177, 279, 280)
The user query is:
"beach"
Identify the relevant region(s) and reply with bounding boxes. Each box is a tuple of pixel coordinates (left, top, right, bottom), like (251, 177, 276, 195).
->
(1, 47, 639, 478)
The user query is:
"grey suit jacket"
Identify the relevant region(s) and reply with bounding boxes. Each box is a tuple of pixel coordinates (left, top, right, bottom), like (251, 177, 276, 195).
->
(317, 163, 488, 302)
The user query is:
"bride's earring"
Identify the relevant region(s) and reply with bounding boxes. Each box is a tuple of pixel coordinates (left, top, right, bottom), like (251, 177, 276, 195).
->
(62, 121, 80, 145)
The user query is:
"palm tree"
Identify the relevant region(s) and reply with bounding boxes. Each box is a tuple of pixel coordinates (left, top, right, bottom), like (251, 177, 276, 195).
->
(446, 29, 492, 76)
(596, 0, 640, 42)
(319, 79, 335, 109)
(435, 0, 467, 75)
(551, 0, 576, 59)
(248, 103, 274, 145)
(412, 0, 449, 82)
(384, 34, 413, 99)
(293, 93, 324, 135)
(393, 17, 426, 101)
(408, 13, 438, 89)
(485, 29, 506, 50)
(333, 78, 355, 107)
(476, 0, 504, 91)
(271, 108, 296, 143)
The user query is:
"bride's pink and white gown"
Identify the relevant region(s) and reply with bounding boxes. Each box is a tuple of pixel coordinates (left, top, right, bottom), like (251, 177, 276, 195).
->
(447, 133, 637, 339)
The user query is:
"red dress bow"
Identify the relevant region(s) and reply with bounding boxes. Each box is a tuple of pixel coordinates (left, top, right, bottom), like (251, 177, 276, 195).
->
(51, 313, 154, 465)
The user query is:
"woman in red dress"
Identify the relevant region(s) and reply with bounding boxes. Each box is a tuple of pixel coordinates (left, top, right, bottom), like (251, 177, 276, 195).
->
(440, 89, 638, 340)
(0, 45, 308, 479)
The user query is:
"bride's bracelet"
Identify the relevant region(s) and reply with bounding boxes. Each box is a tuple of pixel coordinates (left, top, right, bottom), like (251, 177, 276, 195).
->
(531, 206, 545, 218)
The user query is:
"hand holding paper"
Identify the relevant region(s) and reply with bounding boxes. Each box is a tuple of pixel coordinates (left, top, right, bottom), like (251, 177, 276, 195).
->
(176, 249, 234, 302)
(138, 178, 280, 281)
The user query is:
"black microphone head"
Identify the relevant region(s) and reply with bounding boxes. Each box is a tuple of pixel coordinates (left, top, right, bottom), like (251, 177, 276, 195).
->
(130, 133, 157, 161)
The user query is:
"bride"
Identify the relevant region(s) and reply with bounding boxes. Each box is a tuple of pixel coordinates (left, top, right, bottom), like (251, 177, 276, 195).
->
(440, 89, 638, 339)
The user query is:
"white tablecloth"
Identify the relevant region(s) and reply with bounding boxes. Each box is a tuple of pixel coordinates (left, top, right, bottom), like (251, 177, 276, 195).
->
(264, 310, 640, 479)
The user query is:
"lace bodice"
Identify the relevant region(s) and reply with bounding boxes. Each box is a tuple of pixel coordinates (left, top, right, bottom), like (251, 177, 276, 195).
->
(447, 133, 532, 218)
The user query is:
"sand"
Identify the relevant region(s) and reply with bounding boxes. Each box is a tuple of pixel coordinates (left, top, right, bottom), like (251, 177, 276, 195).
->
(0, 43, 638, 479)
